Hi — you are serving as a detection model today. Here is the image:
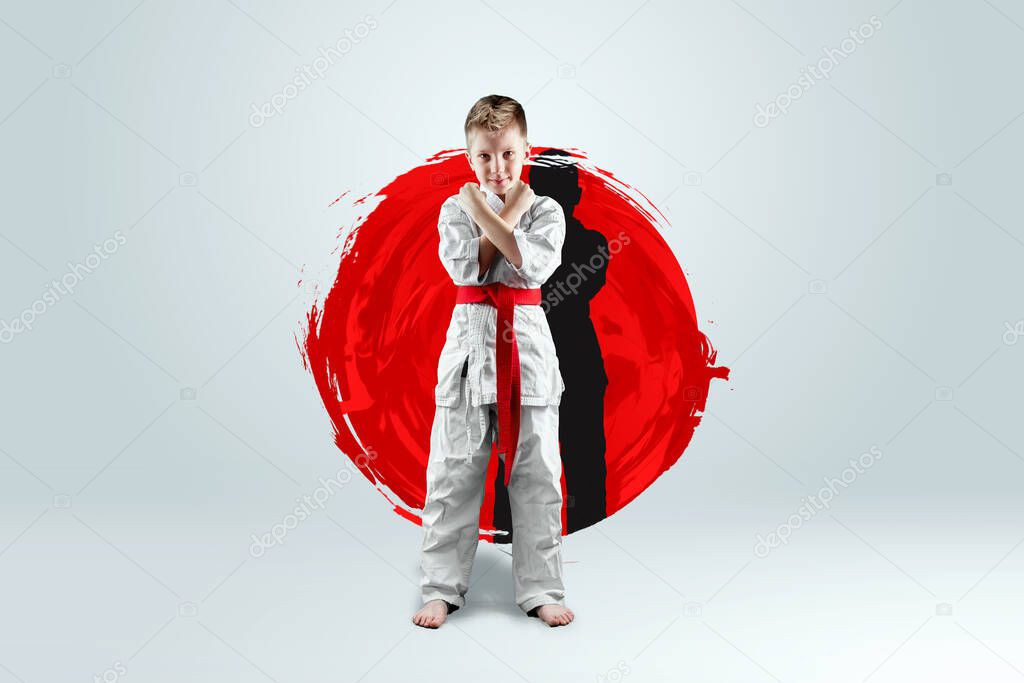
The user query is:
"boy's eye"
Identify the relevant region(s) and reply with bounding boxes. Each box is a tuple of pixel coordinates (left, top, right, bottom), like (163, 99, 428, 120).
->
(504, 151, 514, 158)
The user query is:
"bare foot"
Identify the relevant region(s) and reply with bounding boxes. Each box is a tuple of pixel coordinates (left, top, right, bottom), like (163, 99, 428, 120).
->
(534, 604, 574, 627)
(412, 599, 450, 628)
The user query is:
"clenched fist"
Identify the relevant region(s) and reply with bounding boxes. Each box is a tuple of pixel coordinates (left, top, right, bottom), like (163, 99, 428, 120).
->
(502, 179, 535, 221)
(459, 182, 487, 214)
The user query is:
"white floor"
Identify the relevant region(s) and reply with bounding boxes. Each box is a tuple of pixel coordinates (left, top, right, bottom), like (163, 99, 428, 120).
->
(3, 438, 1022, 683)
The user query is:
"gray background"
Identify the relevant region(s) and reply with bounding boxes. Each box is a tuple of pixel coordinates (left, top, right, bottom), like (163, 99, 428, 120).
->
(1, 0, 1023, 681)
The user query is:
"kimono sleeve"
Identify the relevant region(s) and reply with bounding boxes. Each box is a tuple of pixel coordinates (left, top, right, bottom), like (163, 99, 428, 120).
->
(503, 196, 565, 285)
(437, 197, 487, 285)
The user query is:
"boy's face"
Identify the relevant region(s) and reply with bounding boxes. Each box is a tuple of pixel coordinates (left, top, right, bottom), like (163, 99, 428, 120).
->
(465, 124, 530, 198)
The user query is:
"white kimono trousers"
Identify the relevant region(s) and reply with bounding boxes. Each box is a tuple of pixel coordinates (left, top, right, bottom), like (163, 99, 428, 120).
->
(420, 186, 569, 615)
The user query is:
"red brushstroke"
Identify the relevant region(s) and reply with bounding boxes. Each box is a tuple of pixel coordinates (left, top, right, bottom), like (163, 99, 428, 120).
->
(297, 148, 729, 539)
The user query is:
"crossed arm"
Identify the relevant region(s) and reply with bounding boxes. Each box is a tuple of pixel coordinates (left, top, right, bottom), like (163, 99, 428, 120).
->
(438, 195, 565, 287)
(474, 203, 526, 278)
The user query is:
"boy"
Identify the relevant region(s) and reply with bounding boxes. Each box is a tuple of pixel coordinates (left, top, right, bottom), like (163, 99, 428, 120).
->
(413, 95, 574, 628)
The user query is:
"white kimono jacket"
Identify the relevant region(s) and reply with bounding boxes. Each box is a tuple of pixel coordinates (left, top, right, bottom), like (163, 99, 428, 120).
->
(433, 187, 567, 409)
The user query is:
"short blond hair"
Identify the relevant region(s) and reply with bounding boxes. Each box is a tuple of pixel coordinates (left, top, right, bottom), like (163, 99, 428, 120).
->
(464, 94, 528, 148)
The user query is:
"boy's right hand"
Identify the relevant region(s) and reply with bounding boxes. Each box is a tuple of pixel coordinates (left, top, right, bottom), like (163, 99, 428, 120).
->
(503, 180, 535, 222)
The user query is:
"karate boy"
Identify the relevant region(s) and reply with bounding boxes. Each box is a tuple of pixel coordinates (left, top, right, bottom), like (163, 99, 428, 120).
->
(413, 95, 574, 628)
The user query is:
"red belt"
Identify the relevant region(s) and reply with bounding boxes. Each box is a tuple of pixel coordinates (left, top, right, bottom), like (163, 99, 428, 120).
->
(455, 283, 541, 487)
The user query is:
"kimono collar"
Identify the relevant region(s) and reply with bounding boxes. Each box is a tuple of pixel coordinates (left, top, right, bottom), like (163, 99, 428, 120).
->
(483, 186, 506, 212)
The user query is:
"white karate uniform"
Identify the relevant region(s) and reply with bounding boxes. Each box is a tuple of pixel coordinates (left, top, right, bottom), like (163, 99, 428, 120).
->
(420, 187, 568, 615)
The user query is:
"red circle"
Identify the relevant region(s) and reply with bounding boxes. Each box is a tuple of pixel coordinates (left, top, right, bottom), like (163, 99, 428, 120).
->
(299, 148, 729, 538)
